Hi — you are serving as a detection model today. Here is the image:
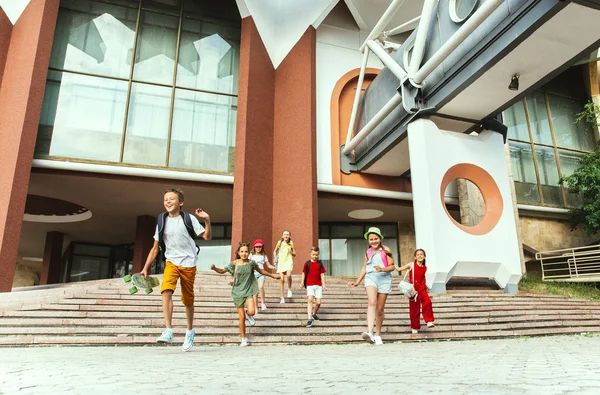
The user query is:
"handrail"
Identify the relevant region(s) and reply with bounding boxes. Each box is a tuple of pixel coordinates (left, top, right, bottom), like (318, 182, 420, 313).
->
(536, 244, 600, 281)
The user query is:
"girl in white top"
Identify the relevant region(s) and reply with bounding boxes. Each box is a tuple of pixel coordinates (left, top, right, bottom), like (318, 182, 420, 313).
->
(249, 239, 275, 311)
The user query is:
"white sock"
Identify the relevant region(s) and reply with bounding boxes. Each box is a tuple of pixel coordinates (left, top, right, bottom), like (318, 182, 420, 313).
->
(186, 329, 194, 335)
(165, 328, 173, 333)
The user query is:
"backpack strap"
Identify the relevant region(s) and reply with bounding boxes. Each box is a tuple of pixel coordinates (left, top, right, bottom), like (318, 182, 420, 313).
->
(303, 260, 310, 288)
(157, 212, 168, 261)
(181, 211, 200, 254)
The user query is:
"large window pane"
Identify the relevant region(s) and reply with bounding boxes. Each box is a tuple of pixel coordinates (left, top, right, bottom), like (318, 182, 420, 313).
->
(558, 149, 584, 207)
(504, 100, 529, 141)
(509, 142, 541, 204)
(547, 94, 596, 151)
(123, 83, 172, 166)
(318, 239, 331, 275)
(535, 145, 563, 206)
(50, 0, 137, 79)
(331, 239, 364, 276)
(133, 11, 178, 84)
(184, 0, 241, 23)
(176, 18, 240, 94)
(143, 0, 181, 14)
(169, 89, 236, 172)
(37, 71, 127, 161)
(526, 92, 553, 145)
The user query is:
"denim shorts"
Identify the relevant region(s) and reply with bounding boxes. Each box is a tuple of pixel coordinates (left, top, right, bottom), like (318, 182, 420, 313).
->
(364, 272, 392, 294)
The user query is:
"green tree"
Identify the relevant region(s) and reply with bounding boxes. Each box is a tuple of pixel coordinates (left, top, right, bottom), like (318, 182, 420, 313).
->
(559, 100, 600, 236)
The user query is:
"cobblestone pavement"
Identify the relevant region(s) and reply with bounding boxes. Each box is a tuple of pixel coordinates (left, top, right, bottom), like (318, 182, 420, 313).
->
(1, 335, 599, 394)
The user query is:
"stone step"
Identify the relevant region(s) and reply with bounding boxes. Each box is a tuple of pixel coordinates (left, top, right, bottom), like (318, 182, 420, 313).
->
(2, 326, 600, 346)
(2, 311, 598, 327)
(2, 275, 599, 347)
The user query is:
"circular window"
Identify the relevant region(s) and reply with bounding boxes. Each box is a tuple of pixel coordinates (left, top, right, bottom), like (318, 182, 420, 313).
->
(443, 179, 485, 226)
(450, 0, 478, 23)
(439, 163, 503, 236)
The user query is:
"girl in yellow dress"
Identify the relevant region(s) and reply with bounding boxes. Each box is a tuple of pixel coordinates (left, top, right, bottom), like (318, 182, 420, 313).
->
(274, 230, 296, 303)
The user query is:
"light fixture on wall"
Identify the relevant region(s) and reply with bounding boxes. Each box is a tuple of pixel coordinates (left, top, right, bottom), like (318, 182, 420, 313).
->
(348, 209, 384, 220)
(508, 74, 520, 91)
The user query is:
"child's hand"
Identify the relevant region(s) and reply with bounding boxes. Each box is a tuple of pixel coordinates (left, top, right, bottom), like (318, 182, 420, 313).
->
(323, 285, 327, 291)
(347, 282, 356, 287)
(374, 266, 382, 272)
(140, 269, 148, 278)
(210, 264, 216, 271)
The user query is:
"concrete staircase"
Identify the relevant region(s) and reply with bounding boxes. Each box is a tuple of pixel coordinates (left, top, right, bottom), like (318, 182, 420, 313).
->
(1, 272, 600, 346)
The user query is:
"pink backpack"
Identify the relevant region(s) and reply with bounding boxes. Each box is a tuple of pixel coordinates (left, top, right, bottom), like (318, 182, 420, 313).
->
(366, 246, 389, 267)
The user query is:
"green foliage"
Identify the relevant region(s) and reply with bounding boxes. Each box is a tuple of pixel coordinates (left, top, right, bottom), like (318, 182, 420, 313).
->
(574, 101, 600, 128)
(559, 149, 600, 236)
(558, 100, 600, 236)
(519, 272, 600, 301)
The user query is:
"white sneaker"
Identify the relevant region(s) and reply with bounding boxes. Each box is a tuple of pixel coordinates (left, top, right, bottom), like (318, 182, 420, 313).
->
(261, 303, 267, 311)
(280, 297, 285, 304)
(240, 338, 249, 347)
(374, 336, 383, 345)
(287, 290, 293, 298)
(246, 311, 256, 326)
(427, 322, 435, 328)
(181, 330, 194, 352)
(361, 332, 375, 344)
(411, 329, 418, 334)
(156, 329, 173, 343)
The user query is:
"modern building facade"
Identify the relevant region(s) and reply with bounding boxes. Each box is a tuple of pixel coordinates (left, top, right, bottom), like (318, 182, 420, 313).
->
(1, 0, 599, 292)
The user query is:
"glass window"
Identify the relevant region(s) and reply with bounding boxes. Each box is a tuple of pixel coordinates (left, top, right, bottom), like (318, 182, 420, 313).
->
(37, 0, 240, 175)
(330, 224, 364, 238)
(133, 11, 179, 85)
(123, 83, 172, 166)
(176, 19, 240, 94)
(547, 94, 596, 151)
(183, 0, 241, 22)
(318, 239, 331, 274)
(558, 150, 584, 207)
(197, 240, 231, 271)
(526, 92, 553, 145)
(535, 145, 563, 206)
(37, 70, 127, 161)
(504, 100, 529, 142)
(169, 89, 237, 172)
(143, 0, 181, 14)
(509, 142, 541, 204)
(50, 0, 137, 79)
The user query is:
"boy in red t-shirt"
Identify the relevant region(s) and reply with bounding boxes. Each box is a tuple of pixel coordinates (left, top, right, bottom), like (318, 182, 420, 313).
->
(300, 246, 327, 327)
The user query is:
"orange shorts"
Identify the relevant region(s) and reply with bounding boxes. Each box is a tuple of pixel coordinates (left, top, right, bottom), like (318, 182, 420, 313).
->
(160, 261, 197, 306)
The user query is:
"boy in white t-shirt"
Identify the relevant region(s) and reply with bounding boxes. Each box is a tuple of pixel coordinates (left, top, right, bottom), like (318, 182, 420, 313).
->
(140, 188, 211, 352)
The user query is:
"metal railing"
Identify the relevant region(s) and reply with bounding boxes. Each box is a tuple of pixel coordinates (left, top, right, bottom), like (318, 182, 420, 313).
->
(536, 244, 600, 281)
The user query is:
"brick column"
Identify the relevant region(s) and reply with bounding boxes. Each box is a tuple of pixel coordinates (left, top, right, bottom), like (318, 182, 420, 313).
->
(40, 231, 64, 285)
(272, 28, 318, 273)
(131, 215, 157, 274)
(0, 0, 60, 292)
(231, 17, 275, 255)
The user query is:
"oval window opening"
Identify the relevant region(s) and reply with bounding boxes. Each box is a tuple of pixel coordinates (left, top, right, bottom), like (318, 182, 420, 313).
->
(444, 178, 486, 227)
(450, 0, 478, 23)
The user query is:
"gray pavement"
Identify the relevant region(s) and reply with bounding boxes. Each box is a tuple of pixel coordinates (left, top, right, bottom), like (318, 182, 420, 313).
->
(1, 335, 599, 394)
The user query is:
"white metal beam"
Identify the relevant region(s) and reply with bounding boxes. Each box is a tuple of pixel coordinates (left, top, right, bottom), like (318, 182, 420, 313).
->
(408, 0, 438, 77)
(342, 92, 403, 155)
(413, 0, 505, 84)
(345, 49, 370, 147)
(359, 0, 408, 53)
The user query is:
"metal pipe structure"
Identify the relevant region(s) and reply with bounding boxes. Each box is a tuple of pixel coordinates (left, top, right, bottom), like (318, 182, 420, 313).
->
(385, 15, 421, 36)
(366, 40, 407, 81)
(413, 0, 505, 84)
(342, 92, 403, 155)
(408, 0, 438, 77)
(345, 49, 370, 147)
(359, 0, 408, 53)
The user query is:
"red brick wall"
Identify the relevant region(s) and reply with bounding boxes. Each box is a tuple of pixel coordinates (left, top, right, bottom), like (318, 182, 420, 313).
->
(0, 0, 60, 292)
